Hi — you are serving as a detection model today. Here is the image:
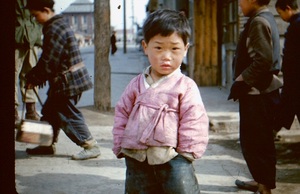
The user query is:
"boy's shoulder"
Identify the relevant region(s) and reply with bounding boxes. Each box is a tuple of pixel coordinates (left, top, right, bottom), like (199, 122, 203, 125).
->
(249, 12, 273, 31)
(46, 15, 66, 26)
(45, 15, 70, 33)
(181, 74, 198, 86)
(292, 13, 300, 23)
(127, 74, 143, 87)
(169, 73, 199, 90)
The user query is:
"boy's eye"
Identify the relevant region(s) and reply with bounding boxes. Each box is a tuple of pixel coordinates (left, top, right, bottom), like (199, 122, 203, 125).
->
(155, 46, 162, 50)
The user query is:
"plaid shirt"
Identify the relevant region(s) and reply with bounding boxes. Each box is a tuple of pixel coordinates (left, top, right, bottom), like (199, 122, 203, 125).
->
(27, 14, 92, 97)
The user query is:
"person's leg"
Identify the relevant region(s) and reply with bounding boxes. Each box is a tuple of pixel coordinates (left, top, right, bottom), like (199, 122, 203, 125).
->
(26, 96, 60, 155)
(155, 155, 200, 194)
(19, 47, 40, 120)
(26, 94, 100, 158)
(239, 94, 276, 190)
(55, 96, 94, 145)
(27, 94, 90, 153)
(125, 156, 162, 194)
(295, 100, 300, 125)
(52, 95, 100, 160)
(15, 48, 26, 121)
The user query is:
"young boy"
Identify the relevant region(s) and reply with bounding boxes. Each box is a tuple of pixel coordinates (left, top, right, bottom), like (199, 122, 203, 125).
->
(228, 0, 281, 194)
(24, 0, 100, 160)
(275, 0, 300, 130)
(112, 9, 209, 194)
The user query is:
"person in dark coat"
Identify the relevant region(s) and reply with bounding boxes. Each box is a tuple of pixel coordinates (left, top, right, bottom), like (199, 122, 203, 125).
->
(228, 0, 282, 193)
(111, 31, 117, 55)
(24, 0, 101, 160)
(275, 0, 300, 130)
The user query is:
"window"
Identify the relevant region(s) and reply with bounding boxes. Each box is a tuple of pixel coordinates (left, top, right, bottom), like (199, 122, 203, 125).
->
(82, 15, 87, 24)
(74, 15, 78, 24)
(222, 0, 238, 45)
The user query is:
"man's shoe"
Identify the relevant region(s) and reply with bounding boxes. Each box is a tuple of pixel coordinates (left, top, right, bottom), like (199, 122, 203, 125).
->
(235, 179, 258, 192)
(26, 145, 56, 155)
(71, 145, 101, 160)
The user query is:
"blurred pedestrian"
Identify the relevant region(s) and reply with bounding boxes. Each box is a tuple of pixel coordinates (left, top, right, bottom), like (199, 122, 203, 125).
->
(111, 31, 117, 55)
(228, 0, 282, 193)
(24, 0, 101, 160)
(112, 9, 209, 194)
(15, 0, 42, 123)
(274, 0, 300, 131)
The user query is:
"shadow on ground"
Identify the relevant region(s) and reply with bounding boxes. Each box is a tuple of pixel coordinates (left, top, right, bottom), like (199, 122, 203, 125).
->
(210, 138, 300, 185)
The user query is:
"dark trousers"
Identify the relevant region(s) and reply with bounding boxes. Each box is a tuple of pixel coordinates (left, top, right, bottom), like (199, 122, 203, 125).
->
(277, 91, 300, 129)
(111, 44, 117, 55)
(41, 94, 93, 146)
(238, 90, 280, 189)
(125, 155, 200, 194)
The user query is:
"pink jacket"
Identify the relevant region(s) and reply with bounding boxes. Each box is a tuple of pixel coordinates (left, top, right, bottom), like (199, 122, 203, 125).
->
(112, 72, 209, 159)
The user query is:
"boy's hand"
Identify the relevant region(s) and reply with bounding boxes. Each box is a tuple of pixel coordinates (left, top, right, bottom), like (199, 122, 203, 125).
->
(228, 81, 251, 101)
(25, 83, 34, 89)
(117, 152, 125, 159)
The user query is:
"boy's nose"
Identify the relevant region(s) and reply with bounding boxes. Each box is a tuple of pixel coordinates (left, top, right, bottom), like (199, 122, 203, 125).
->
(162, 51, 172, 60)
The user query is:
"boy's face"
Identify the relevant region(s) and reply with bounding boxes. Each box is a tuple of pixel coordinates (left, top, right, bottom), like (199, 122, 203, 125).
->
(276, 7, 293, 22)
(30, 9, 50, 24)
(142, 33, 188, 79)
(239, 0, 257, 17)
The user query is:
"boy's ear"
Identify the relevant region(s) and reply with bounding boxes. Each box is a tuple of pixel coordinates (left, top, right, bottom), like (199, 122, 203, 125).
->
(186, 43, 190, 50)
(142, 40, 148, 54)
(184, 43, 189, 57)
(43, 7, 52, 13)
(286, 5, 292, 11)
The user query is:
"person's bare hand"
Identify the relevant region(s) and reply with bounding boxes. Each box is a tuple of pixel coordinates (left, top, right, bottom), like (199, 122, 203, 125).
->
(25, 83, 34, 89)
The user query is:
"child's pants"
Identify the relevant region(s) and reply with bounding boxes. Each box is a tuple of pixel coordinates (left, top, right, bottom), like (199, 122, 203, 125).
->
(41, 94, 94, 146)
(125, 154, 200, 194)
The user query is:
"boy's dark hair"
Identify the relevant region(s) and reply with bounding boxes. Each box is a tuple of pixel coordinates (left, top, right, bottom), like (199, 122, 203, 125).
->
(25, 0, 55, 11)
(276, 0, 299, 10)
(142, 9, 191, 45)
(257, 0, 271, 6)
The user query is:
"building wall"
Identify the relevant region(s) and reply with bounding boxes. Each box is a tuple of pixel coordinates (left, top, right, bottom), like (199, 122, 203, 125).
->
(63, 13, 94, 35)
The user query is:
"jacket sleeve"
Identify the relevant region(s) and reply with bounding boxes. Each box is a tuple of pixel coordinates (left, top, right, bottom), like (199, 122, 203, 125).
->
(112, 76, 140, 157)
(25, 32, 59, 85)
(242, 17, 273, 87)
(176, 80, 209, 159)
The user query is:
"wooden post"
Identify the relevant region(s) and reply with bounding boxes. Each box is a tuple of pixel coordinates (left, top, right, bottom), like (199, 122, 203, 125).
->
(123, 0, 127, 53)
(94, 0, 111, 111)
(211, 0, 218, 84)
(203, 0, 212, 85)
(193, 0, 218, 86)
(193, 0, 205, 85)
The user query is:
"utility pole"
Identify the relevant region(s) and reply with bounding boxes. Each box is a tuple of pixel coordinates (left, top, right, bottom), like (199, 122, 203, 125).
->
(123, 0, 127, 53)
(131, 0, 134, 41)
(94, 0, 111, 111)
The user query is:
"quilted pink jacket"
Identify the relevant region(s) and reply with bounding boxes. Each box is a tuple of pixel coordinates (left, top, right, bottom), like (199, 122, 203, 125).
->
(112, 72, 209, 159)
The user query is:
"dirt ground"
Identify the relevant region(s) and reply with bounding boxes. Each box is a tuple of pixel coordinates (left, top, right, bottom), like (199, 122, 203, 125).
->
(210, 134, 300, 193)
(15, 106, 300, 193)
